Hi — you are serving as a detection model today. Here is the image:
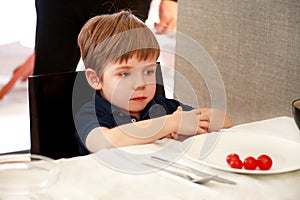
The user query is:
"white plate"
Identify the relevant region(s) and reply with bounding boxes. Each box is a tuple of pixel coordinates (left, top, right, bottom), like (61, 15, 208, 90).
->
(182, 131, 300, 174)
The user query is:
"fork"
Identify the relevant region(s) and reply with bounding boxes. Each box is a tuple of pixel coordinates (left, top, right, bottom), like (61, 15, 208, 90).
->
(151, 156, 236, 185)
(142, 162, 216, 185)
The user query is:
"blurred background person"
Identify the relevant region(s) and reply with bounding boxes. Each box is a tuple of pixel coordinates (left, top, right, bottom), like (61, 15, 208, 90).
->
(33, 0, 178, 75)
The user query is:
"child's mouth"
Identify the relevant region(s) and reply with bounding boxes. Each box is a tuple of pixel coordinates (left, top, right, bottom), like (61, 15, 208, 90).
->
(131, 96, 147, 101)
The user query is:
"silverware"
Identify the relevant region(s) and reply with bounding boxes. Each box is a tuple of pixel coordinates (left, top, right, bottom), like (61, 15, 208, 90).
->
(151, 156, 236, 185)
(142, 162, 216, 185)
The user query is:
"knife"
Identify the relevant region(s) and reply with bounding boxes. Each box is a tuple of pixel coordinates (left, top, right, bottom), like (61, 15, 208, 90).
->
(151, 156, 236, 185)
(142, 162, 216, 185)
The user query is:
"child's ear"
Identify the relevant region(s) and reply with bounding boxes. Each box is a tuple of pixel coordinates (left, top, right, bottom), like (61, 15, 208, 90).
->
(85, 68, 102, 90)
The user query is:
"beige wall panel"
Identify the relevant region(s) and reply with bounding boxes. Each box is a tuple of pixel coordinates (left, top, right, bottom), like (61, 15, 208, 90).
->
(175, 0, 300, 124)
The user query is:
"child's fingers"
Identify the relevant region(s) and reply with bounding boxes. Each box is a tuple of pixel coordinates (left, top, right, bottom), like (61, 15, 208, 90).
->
(176, 106, 183, 111)
(199, 113, 210, 122)
(195, 127, 208, 134)
(165, 132, 179, 139)
(199, 120, 210, 129)
(171, 132, 179, 139)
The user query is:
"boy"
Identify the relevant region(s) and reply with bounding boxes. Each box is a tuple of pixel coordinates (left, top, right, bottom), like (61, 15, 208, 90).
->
(75, 10, 232, 153)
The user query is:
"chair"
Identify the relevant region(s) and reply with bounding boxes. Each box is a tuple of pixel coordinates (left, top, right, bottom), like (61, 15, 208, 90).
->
(28, 63, 165, 159)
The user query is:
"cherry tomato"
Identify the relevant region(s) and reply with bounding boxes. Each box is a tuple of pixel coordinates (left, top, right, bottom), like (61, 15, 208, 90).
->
(229, 158, 243, 169)
(243, 156, 258, 170)
(226, 153, 240, 165)
(257, 154, 273, 170)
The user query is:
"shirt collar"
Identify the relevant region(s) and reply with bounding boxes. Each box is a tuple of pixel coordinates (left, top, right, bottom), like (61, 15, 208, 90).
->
(94, 93, 166, 122)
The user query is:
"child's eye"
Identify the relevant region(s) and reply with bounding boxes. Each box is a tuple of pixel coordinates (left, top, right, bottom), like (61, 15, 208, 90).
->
(120, 72, 130, 77)
(144, 70, 155, 75)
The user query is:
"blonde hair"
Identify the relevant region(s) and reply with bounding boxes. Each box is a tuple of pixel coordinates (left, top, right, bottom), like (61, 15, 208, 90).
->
(78, 10, 160, 76)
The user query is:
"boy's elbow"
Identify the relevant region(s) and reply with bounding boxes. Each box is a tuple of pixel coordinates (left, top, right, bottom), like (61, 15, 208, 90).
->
(85, 127, 113, 153)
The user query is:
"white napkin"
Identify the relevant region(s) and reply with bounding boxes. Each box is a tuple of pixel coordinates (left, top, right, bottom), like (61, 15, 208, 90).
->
(92, 138, 187, 174)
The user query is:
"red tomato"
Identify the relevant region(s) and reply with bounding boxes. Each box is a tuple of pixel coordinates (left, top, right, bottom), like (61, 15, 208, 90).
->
(229, 158, 243, 169)
(226, 153, 240, 165)
(257, 154, 273, 170)
(243, 156, 258, 170)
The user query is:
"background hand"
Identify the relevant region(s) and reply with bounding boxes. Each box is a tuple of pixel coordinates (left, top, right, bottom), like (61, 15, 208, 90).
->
(154, 0, 178, 34)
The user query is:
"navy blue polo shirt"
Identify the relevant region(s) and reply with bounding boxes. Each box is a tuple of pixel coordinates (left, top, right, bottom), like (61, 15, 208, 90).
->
(75, 93, 194, 149)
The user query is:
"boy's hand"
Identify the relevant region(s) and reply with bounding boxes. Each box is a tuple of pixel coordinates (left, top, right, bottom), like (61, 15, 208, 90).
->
(164, 132, 179, 139)
(173, 106, 208, 135)
(173, 107, 233, 136)
(200, 108, 233, 131)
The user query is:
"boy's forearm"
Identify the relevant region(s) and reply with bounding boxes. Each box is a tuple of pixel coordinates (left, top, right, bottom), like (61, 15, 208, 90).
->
(86, 113, 180, 152)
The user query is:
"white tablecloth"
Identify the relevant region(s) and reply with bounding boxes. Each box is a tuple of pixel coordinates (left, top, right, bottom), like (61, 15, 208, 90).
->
(21, 117, 300, 199)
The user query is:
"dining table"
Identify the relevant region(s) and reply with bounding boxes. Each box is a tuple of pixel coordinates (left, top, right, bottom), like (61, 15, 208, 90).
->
(4, 116, 300, 200)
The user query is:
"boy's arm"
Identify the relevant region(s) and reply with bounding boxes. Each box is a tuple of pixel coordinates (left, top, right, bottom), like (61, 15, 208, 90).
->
(85, 112, 181, 153)
(84, 107, 233, 153)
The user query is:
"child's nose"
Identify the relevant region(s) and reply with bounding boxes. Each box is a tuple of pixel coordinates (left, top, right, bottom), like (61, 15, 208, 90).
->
(133, 76, 146, 90)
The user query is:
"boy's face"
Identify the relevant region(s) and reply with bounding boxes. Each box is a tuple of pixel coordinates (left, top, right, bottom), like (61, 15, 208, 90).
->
(99, 57, 157, 117)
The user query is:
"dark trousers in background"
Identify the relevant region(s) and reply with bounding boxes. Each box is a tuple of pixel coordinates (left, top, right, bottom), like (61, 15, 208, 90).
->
(34, 0, 152, 75)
